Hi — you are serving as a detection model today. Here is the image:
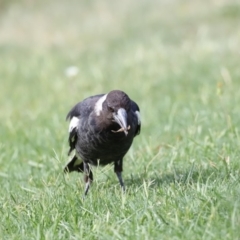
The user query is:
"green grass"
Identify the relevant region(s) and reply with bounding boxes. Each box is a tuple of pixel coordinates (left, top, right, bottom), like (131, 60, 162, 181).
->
(1, 0, 240, 239)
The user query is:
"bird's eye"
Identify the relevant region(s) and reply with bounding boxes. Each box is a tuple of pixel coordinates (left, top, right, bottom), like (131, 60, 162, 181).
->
(108, 106, 114, 112)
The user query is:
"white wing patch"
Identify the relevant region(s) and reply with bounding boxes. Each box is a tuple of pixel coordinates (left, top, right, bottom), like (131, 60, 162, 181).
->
(69, 116, 79, 132)
(135, 111, 141, 125)
(94, 94, 108, 116)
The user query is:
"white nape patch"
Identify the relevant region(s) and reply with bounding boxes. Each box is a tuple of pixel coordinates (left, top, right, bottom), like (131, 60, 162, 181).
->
(69, 116, 79, 133)
(135, 111, 141, 125)
(94, 94, 108, 116)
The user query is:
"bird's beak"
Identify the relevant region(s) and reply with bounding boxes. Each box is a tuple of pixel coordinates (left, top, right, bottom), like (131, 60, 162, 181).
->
(113, 108, 129, 136)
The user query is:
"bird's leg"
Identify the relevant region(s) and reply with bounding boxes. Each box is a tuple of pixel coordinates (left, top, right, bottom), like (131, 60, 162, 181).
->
(83, 162, 93, 196)
(114, 159, 125, 192)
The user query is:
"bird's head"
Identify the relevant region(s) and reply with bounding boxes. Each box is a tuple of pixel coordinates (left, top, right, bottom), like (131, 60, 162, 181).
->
(95, 90, 131, 136)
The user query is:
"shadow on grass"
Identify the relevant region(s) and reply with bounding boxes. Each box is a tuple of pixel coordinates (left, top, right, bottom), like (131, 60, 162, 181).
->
(125, 164, 223, 189)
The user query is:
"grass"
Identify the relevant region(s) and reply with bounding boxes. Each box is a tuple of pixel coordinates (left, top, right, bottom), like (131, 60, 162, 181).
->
(1, 0, 240, 239)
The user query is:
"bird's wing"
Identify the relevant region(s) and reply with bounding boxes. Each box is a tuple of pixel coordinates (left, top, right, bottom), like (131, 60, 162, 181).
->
(66, 94, 104, 120)
(66, 94, 104, 155)
(131, 100, 141, 136)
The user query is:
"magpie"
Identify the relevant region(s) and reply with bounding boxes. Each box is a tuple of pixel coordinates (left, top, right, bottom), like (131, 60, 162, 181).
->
(64, 90, 141, 196)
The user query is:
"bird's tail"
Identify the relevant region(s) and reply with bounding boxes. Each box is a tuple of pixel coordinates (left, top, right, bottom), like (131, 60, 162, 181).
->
(64, 155, 84, 173)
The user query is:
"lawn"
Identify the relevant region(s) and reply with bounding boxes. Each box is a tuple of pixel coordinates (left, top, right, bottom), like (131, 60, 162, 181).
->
(0, 0, 240, 239)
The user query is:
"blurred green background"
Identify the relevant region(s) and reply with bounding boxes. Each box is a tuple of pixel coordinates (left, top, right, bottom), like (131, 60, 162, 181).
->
(0, 0, 240, 239)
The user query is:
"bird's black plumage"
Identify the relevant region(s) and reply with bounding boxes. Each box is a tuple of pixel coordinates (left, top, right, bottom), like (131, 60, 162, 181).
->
(64, 90, 141, 195)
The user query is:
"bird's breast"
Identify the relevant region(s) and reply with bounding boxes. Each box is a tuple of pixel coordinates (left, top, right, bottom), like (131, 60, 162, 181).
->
(76, 122, 135, 165)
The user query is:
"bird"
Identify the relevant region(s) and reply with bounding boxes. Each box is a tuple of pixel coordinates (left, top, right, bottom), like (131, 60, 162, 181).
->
(64, 90, 141, 196)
